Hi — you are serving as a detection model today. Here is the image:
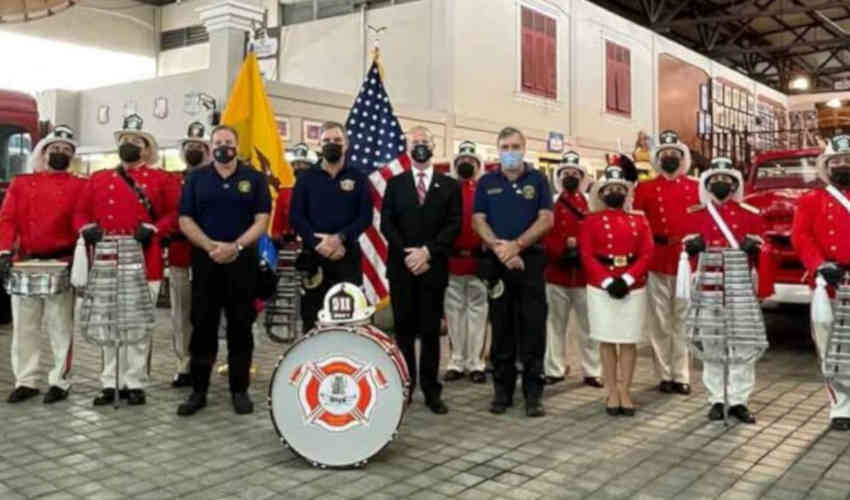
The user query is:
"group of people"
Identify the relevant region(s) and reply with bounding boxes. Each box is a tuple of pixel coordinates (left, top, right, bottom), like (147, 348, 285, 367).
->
(3, 115, 850, 432)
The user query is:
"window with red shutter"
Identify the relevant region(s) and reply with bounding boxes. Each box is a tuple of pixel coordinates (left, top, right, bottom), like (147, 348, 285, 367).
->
(520, 6, 557, 100)
(605, 41, 631, 117)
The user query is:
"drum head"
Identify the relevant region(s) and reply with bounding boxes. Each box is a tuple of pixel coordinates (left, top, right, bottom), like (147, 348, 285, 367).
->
(269, 326, 406, 468)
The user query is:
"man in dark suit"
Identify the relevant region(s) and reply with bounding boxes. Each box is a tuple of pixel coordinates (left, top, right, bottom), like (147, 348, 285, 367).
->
(381, 126, 462, 414)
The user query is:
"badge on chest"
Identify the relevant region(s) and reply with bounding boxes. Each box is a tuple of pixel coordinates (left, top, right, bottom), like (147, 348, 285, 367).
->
(238, 180, 251, 193)
(340, 179, 355, 192)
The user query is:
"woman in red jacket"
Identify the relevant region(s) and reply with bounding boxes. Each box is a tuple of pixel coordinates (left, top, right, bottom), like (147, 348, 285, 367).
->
(580, 164, 654, 416)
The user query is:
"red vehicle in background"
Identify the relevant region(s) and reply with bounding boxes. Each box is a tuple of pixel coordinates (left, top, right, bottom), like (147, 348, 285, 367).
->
(743, 147, 823, 304)
(0, 90, 40, 324)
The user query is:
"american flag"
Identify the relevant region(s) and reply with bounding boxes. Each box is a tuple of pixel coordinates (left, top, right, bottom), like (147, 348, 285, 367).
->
(345, 60, 410, 307)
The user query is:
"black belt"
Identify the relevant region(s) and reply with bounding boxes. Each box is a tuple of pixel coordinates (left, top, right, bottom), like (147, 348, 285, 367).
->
(596, 255, 636, 267)
(29, 251, 72, 260)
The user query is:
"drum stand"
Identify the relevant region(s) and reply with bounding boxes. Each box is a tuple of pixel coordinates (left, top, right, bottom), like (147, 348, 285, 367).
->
(686, 248, 768, 426)
(264, 247, 304, 344)
(78, 237, 155, 409)
(824, 282, 850, 388)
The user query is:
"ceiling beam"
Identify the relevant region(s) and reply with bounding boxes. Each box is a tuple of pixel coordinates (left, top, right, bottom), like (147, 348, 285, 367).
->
(708, 36, 850, 55)
(758, 14, 850, 37)
(655, 1, 848, 28)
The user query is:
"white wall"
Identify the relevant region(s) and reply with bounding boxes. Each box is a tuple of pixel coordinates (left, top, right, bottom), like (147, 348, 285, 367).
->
(788, 91, 850, 111)
(161, 0, 278, 30)
(159, 44, 210, 77)
(0, 4, 156, 57)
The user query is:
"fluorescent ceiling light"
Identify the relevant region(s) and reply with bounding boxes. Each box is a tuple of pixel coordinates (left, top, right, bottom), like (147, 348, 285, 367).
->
(827, 98, 842, 108)
(790, 76, 810, 91)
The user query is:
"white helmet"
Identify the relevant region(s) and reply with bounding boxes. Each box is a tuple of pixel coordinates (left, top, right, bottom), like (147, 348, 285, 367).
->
(317, 282, 375, 325)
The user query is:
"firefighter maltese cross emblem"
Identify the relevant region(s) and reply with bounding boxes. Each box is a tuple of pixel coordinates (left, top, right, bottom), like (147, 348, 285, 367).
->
(290, 356, 388, 432)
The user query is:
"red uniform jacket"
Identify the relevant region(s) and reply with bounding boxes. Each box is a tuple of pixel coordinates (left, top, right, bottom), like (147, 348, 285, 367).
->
(448, 178, 482, 276)
(270, 186, 294, 240)
(791, 188, 850, 288)
(167, 172, 191, 268)
(544, 191, 587, 288)
(687, 200, 775, 298)
(0, 172, 88, 258)
(633, 176, 699, 276)
(73, 164, 178, 280)
(579, 209, 654, 289)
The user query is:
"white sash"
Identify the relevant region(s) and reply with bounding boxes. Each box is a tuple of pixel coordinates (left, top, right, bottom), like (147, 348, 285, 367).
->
(826, 185, 850, 214)
(706, 201, 739, 249)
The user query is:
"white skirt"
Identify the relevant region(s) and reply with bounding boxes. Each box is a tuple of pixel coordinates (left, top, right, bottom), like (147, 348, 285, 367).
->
(587, 285, 647, 344)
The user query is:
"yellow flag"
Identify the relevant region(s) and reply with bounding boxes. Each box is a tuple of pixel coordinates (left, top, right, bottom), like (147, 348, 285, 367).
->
(221, 53, 293, 192)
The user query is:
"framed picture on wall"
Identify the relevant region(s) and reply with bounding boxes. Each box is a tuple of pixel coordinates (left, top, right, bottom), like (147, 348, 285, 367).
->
(713, 80, 723, 103)
(700, 85, 709, 112)
(724, 85, 733, 107)
(303, 120, 323, 145)
(747, 95, 755, 114)
(697, 112, 706, 135)
(275, 117, 289, 141)
(732, 89, 740, 111)
(705, 113, 712, 135)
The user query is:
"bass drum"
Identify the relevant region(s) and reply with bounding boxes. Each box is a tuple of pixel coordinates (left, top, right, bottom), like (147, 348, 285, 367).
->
(269, 323, 410, 468)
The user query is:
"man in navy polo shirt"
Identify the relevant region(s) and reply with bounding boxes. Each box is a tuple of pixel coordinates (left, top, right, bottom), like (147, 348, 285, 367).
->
(290, 121, 371, 332)
(175, 124, 271, 416)
(473, 126, 554, 417)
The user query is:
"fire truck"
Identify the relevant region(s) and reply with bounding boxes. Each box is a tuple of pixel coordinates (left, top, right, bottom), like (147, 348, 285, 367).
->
(0, 90, 41, 323)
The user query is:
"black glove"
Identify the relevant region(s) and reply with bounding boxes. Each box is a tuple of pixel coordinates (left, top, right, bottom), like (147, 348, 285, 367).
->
(740, 236, 761, 257)
(0, 253, 11, 284)
(559, 247, 580, 268)
(134, 224, 155, 247)
(294, 248, 320, 275)
(684, 236, 706, 257)
(818, 263, 845, 287)
(81, 224, 103, 246)
(477, 251, 504, 288)
(606, 277, 630, 299)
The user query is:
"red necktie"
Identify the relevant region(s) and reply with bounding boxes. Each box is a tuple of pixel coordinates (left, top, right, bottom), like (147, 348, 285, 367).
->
(417, 172, 427, 205)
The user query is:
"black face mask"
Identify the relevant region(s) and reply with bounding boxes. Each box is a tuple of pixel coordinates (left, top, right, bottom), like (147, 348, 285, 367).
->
(118, 143, 142, 163)
(322, 143, 343, 163)
(457, 162, 475, 179)
(709, 182, 733, 200)
(213, 145, 237, 164)
(830, 168, 850, 188)
(562, 176, 580, 192)
(603, 192, 626, 209)
(184, 149, 205, 167)
(660, 157, 680, 174)
(411, 144, 433, 164)
(47, 152, 71, 171)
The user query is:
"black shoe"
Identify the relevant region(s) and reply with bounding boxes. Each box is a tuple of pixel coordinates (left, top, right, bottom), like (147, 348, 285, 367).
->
(469, 371, 486, 384)
(658, 380, 674, 393)
(443, 369, 463, 382)
(620, 406, 635, 417)
(583, 377, 604, 388)
(830, 418, 850, 431)
(126, 389, 146, 406)
(93, 389, 116, 406)
(7, 386, 39, 403)
(489, 400, 512, 414)
(606, 406, 621, 416)
(543, 376, 565, 386)
(43, 386, 69, 404)
(119, 388, 130, 400)
(177, 392, 207, 416)
(526, 402, 545, 418)
(232, 392, 254, 415)
(708, 403, 725, 421)
(729, 404, 755, 424)
(672, 382, 691, 395)
(172, 373, 192, 388)
(426, 399, 449, 415)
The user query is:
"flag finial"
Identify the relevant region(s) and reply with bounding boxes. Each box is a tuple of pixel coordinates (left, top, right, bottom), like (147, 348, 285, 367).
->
(368, 25, 387, 81)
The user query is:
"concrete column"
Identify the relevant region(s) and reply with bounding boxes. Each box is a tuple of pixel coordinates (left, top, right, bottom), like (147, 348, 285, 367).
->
(198, 0, 264, 108)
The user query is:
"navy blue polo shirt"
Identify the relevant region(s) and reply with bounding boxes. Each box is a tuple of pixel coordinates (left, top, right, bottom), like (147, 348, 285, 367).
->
(179, 162, 272, 241)
(289, 164, 371, 249)
(473, 166, 553, 240)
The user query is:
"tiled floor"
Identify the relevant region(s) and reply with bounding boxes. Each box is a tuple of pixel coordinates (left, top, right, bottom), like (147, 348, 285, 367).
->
(0, 304, 848, 499)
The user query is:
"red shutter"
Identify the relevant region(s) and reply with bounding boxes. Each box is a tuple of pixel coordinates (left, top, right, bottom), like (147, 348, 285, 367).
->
(621, 48, 631, 115)
(605, 43, 617, 111)
(521, 8, 534, 93)
(544, 17, 557, 98)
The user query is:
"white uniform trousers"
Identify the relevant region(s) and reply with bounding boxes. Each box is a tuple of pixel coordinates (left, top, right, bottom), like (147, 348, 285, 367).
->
(813, 306, 850, 419)
(444, 274, 488, 373)
(100, 282, 160, 390)
(544, 283, 600, 378)
(11, 289, 74, 390)
(169, 267, 192, 375)
(702, 359, 755, 407)
(646, 272, 690, 383)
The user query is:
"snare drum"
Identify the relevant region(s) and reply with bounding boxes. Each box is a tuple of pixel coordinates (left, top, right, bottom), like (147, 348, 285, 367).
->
(5, 260, 70, 297)
(268, 323, 410, 468)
